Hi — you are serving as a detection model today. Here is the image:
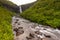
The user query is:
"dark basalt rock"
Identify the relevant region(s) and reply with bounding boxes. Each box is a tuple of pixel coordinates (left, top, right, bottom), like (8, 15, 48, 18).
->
(26, 33, 35, 40)
(29, 33, 35, 38)
(13, 27, 24, 36)
(13, 28, 18, 32)
(16, 30, 24, 36)
(0, 1, 20, 13)
(16, 19, 19, 21)
(18, 23, 20, 25)
(44, 34, 51, 38)
(35, 31, 40, 35)
(18, 27, 23, 29)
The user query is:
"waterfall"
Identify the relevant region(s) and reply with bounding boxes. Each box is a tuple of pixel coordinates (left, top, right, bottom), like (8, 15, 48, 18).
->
(19, 5, 22, 13)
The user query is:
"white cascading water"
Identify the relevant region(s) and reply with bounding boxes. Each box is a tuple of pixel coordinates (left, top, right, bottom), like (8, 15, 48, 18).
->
(19, 6, 22, 13)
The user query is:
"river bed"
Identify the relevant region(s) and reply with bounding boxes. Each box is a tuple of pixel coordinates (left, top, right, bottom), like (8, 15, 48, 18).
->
(12, 16, 60, 40)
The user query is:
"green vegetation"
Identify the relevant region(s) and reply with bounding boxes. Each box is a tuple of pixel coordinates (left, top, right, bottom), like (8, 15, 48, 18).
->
(21, 0, 60, 28)
(0, 0, 16, 40)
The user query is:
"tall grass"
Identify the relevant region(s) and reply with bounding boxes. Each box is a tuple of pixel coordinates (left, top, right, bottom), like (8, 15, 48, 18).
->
(0, 5, 15, 40)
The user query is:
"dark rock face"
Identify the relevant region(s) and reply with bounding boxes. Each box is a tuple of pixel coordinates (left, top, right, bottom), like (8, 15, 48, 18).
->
(21, 2, 36, 12)
(0, 1, 20, 13)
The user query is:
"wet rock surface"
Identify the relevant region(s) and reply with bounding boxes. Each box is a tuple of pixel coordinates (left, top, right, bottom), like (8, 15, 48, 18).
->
(12, 16, 60, 40)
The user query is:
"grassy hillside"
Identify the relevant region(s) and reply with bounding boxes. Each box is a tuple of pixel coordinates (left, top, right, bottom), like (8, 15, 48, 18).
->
(21, 0, 60, 28)
(0, 1, 16, 40)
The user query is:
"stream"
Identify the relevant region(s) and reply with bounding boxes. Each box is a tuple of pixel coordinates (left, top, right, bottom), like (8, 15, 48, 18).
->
(12, 16, 60, 40)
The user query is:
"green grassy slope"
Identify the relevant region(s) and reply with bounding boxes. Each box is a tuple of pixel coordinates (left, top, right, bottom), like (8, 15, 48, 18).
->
(21, 0, 60, 28)
(0, 3, 15, 40)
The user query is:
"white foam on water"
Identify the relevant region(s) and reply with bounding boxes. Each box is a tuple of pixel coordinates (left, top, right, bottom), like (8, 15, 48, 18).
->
(39, 30, 60, 40)
(8, 0, 37, 6)
(54, 29, 60, 34)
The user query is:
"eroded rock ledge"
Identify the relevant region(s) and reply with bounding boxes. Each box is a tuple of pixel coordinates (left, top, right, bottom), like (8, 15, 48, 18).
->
(12, 16, 60, 40)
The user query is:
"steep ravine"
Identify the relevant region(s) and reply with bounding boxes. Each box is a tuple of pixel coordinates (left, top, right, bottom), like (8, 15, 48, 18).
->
(11, 0, 60, 40)
(12, 16, 60, 40)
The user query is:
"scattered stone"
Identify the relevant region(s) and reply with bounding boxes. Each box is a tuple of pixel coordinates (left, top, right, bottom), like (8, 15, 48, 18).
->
(16, 19, 19, 21)
(16, 30, 24, 36)
(13, 28, 18, 32)
(29, 33, 35, 38)
(45, 35, 51, 38)
(18, 23, 20, 25)
(15, 21, 18, 23)
(35, 31, 40, 35)
(13, 27, 24, 36)
(18, 27, 23, 29)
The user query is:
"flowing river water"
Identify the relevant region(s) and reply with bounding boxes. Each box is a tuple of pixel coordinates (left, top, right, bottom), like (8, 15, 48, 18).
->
(12, 16, 60, 40)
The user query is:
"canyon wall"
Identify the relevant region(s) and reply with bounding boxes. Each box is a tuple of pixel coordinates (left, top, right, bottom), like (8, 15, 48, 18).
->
(0, 1, 37, 13)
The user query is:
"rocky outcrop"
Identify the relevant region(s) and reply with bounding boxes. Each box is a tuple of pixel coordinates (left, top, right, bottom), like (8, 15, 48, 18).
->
(0, 1, 20, 13)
